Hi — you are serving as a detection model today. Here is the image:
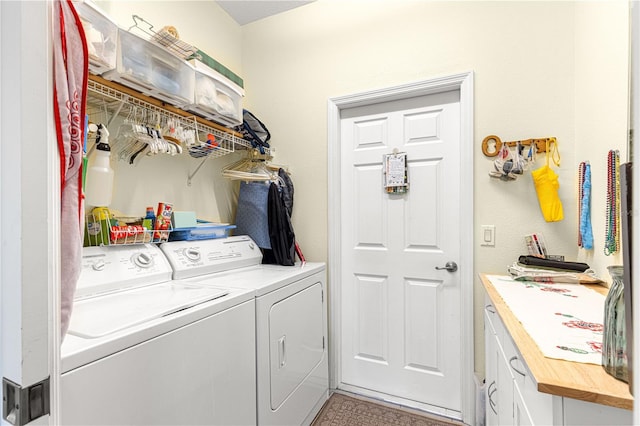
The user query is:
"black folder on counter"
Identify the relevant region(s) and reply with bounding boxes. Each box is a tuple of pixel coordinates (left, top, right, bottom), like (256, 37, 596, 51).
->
(517, 255, 590, 272)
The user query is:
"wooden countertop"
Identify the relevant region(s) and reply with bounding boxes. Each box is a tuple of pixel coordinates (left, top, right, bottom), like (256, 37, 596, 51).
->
(480, 273, 634, 410)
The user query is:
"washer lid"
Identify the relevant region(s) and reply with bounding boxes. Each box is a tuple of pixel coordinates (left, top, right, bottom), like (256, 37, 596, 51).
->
(67, 281, 228, 338)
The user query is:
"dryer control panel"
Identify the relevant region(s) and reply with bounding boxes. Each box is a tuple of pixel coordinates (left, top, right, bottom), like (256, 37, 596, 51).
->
(161, 235, 263, 280)
(76, 244, 173, 299)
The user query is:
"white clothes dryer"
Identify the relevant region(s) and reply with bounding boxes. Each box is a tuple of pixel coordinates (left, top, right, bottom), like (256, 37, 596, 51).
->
(61, 243, 257, 425)
(161, 236, 329, 426)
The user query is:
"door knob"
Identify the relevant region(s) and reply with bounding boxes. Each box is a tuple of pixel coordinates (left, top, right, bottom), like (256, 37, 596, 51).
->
(435, 261, 458, 272)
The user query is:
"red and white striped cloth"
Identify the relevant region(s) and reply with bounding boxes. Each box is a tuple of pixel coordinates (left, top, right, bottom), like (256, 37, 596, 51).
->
(53, 0, 88, 339)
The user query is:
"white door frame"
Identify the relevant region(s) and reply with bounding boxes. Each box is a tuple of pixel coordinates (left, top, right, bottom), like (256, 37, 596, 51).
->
(1, 1, 61, 424)
(327, 71, 474, 422)
(631, 2, 640, 424)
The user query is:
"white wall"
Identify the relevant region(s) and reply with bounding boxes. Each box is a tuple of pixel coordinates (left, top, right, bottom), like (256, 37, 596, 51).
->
(239, 0, 630, 374)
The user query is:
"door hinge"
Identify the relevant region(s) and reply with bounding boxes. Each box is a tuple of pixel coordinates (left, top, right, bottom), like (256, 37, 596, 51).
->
(2, 377, 50, 426)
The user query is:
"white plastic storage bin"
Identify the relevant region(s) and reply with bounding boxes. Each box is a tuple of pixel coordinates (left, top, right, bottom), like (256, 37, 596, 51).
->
(103, 28, 195, 107)
(74, 0, 118, 75)
(185, 60, 244, 127)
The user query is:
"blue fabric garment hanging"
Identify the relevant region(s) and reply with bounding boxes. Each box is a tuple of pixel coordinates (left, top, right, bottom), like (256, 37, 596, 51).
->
(580, 163, 594, 249)
(235, 181, 271, 249)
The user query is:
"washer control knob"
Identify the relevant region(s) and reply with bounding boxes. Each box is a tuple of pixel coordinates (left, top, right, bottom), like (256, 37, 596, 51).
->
(133, 252, 153, 268)
(184, 248, 201, 262)
(248, 242, 255, 250)
(92, 259, 106, 271)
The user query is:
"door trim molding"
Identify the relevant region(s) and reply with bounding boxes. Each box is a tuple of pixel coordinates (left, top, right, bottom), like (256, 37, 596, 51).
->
(327, 71, 474, 423)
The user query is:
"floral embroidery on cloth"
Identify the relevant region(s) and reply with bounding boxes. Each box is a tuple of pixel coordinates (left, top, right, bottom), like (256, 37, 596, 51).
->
(487, 275, 605, 364)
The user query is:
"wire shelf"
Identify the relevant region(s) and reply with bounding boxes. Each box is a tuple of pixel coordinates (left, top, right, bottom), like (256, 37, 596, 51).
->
(86, 74, 262, 185)
(84, 207, 173, 246)
(87, 78, 245, 160)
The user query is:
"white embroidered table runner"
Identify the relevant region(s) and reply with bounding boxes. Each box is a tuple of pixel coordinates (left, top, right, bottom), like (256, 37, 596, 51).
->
(487, 274, 606, 365)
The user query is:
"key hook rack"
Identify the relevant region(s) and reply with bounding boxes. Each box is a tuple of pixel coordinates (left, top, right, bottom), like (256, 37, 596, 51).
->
(482, 135, 556, 157)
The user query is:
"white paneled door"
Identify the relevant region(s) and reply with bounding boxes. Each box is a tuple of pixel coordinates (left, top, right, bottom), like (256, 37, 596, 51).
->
(339, 89, 462, 413)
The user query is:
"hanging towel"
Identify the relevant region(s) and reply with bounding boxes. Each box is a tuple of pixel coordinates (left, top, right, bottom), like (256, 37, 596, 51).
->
(54, 0, 88, 339)
(235, 181, 271, 249)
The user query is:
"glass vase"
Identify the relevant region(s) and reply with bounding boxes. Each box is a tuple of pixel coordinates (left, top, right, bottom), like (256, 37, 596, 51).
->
(602, 265, 628, 382)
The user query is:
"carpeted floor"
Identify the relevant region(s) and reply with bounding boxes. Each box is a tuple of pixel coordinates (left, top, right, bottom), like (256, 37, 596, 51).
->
(311, 393, 464, 426)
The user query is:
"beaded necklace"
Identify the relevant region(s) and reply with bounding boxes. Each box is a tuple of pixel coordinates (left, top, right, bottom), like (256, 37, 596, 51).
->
(604, 150, 620, 255)
(577, 162, 585, 247)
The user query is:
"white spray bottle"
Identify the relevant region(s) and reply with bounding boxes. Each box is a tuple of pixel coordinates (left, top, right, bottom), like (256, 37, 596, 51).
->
(85, 124, 114, 207)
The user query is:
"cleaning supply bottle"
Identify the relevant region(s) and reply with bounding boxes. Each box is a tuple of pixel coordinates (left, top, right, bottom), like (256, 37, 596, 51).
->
(85, 124, 114, 207)
(143, 206, 156, 231)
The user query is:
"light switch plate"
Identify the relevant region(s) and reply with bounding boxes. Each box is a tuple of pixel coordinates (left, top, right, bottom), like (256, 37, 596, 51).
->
(481, 225, 495, 247)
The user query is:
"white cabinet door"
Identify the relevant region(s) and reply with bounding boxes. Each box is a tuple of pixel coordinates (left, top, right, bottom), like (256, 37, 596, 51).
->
(508, 346, 554, 425)
(514, 385, 534, 426)
(496, 341, 515, 425)
(484, 310, 499, 426)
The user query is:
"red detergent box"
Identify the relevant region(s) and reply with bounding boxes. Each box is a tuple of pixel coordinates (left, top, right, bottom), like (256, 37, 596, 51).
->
(153, 202, 173, 242)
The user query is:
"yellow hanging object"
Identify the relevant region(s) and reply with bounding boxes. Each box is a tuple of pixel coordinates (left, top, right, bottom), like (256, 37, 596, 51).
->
(531, 139, 563, 222)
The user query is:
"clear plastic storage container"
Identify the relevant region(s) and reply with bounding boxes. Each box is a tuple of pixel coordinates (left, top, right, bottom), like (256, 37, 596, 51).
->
(103, 28, 195, 107)
(184, 60, 244, 127)
(168, 223, 236, 241)
(75, 0, 118, 75)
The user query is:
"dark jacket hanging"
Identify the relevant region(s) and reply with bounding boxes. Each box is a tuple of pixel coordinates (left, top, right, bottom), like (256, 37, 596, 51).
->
(263, 182, 295, 266)
(278, 168, 294, 217)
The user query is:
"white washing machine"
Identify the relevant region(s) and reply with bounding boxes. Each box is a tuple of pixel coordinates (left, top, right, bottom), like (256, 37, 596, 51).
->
(161, 236, 329, 426)
(61, 243, 258, 425)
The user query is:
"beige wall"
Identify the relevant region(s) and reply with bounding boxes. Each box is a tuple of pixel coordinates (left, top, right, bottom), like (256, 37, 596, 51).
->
(574, 1, 629, 274)
(96, 0, 242, 74)
(239, 0, 629, 375)
(94, 0, 245, 222)
(96, 0, 630, 377)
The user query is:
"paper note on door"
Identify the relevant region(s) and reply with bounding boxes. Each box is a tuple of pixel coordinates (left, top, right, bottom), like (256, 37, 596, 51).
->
(384, 152, 408, 193)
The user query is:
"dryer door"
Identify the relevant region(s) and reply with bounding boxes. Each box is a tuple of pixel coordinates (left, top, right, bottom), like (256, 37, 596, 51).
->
(269, 281, 324, 409)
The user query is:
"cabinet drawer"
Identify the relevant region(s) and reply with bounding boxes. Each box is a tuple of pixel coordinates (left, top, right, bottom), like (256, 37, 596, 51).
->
(484, 293, 500, 337)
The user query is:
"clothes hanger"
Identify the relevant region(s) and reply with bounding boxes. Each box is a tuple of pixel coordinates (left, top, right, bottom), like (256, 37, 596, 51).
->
(222, 149, 279, 182)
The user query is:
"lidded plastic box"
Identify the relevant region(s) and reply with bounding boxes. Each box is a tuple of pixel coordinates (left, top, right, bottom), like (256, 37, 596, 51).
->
(103, 28, 195, 107)
(75, 0, 118, 75)
(169, 223, 236, 241)
(184, 60, 244, 127)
